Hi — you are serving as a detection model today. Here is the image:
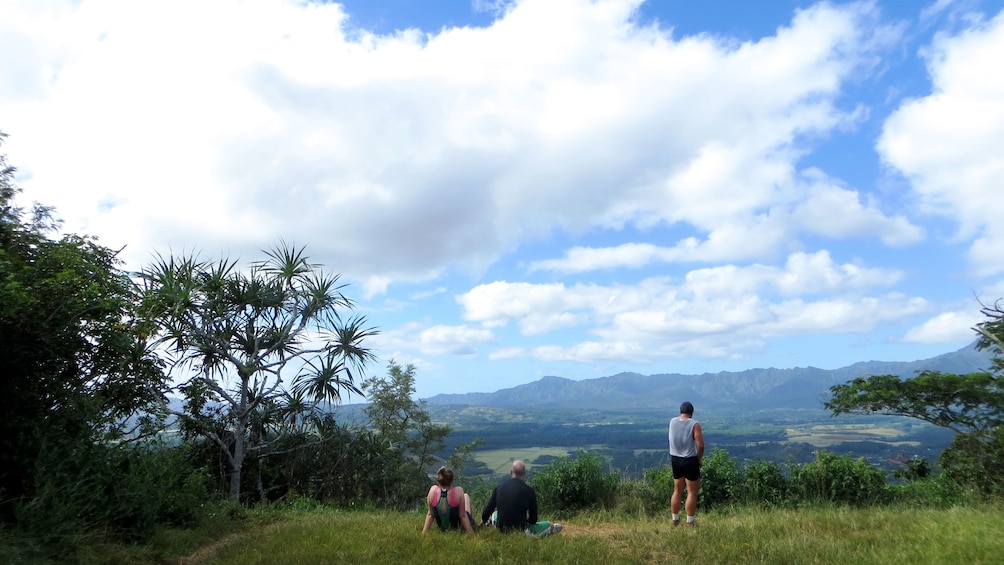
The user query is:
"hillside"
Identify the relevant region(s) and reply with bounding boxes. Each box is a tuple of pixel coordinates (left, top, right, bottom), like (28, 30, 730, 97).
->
(424, 342, 994, 413)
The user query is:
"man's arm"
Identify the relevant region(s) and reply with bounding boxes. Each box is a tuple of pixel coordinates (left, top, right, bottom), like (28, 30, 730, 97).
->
(693, 422, 705, 464)
(528, 488, 539, 525)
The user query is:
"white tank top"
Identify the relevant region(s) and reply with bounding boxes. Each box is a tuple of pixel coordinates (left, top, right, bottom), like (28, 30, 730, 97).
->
(668, 416, 698, 457)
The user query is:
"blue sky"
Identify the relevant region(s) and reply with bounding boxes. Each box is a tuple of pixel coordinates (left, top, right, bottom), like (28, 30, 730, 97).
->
(3, 0, 1004, 398)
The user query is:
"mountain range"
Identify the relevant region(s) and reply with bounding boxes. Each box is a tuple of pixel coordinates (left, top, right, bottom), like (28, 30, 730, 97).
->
(424, 343, 995, 413)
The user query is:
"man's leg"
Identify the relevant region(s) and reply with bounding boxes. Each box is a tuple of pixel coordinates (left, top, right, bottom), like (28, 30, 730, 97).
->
(671, 476, 685, 525)
(684, 478, 700, 524)
(526, 521, 562, 537)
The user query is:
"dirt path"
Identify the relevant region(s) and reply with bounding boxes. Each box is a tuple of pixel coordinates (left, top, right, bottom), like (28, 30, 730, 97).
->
(177, 522, 283, 565)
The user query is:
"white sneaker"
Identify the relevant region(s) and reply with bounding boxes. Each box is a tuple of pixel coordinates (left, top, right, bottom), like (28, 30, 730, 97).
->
(551, 523, 563, 534)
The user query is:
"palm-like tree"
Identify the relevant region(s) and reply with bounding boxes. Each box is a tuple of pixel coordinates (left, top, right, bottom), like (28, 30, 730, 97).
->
(140, 242, 377, 502)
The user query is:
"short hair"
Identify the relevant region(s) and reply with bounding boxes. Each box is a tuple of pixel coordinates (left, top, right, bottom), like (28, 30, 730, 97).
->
(511, 460, 526, 477)
(436, 466, 455, 487)
(680, 401, 694, 416)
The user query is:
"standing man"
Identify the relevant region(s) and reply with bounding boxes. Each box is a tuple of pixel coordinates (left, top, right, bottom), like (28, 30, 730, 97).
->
(481, 460, 562, 536)
(669, 401, 705, 526)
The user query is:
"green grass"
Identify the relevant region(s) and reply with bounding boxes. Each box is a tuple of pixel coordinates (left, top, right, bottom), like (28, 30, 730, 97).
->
(474, 448, 576, 473)
(175, 504, 1004, 565)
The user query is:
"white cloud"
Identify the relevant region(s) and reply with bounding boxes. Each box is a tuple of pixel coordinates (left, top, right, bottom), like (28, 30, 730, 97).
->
(1, 0, 898, 287)
(7, 0, 984, 394)
(791, 173, 924, 246)
(488, 347, 527, 360)
(879, 8, 1004, 274)
(901, 310, 983, 344)
(418, 324, 495, 356)
(461, 251, 919, 364)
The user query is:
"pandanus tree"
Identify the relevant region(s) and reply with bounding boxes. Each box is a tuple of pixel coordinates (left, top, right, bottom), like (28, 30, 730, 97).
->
(139, 243, 377, 502)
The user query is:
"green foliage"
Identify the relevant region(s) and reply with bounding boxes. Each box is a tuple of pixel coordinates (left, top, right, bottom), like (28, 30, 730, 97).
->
(742, 459, 788, 505)
(10, 441, 212, 560)
(826, 371, 1004, 435)
(826, 302, 1004, 497)
(890, 453, 932, 482)
(363, 363, 451, 481)
(139, 243, 377, 501)
(887, 476, 963, 507)
(642, 465, 676, 510)
(975, 298, 1004, 372)
(788, 450, 888, 506)
(940, 425, 1004, 497)
(699, 447, 743, 509)
(256, 415, 424, 509)
(0, 133, 167, 529)
(531, 451, 619, 516)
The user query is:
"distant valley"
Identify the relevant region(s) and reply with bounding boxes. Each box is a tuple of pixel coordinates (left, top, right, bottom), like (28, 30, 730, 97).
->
(412, 343, 992, 477)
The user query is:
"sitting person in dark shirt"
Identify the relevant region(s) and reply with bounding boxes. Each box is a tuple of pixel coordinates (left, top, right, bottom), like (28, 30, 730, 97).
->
(480, 460, 562, 537)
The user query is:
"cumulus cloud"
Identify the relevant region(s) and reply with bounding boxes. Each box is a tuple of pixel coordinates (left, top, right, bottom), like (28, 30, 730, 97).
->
(6, 0, 988, 392)
(879, 8, 1004, 275)
(900, 310, 983, 344)
(2, 0, 901, 286)
(371, 321, 494, 359)
(418, 324, 495, 356)
(460, 251, 921, 363)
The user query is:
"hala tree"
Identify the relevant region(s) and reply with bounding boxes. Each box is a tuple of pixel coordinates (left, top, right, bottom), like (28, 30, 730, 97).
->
(139, 243, 377, 502)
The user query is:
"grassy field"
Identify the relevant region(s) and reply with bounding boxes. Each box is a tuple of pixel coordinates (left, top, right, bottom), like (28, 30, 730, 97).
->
(174, 504, 1004, 565)
(473, 447, 577, 473)
(784, 423, 914, 447)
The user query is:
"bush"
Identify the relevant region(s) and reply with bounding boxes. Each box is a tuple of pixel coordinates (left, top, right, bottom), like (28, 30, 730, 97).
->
(788, 450, 888, 506)
(887, 476, 962, 506)
(613, 477, 661, 517)
(940, 427, 1004, 497)
(699, 448, 743, 509)
(742, 459, 788, 505)
(531, 451, 619, 517)
(642, 465, 676, 511)
(10, 440, 212, 561)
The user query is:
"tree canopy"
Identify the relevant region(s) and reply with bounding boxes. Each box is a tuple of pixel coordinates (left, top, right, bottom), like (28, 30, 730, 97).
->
(825, 370, 1004, 435)
(139, 243, 378, 501)
(826, 303, 1004, 495)
(0, 131, 166, 516)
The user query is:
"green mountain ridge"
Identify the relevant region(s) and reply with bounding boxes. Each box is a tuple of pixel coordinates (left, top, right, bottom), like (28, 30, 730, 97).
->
(424, 342, 994, 413)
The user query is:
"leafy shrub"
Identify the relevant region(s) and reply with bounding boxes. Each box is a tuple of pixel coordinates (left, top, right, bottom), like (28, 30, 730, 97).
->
(890, 455, 932, 482)
(11, 440, 212, 561)
(888, 476, 962, 506)
(788, 450, 888, 506)
(699, 448, 743, 509)
(642, 465, 676, 510)
(531, 451, 619, 516)
(613, 477, 661, 517)
(742, 459, 788, 505)
(940, 427, 1004, 497)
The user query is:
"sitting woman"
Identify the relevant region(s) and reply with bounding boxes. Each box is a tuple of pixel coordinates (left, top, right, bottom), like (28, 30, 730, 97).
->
(422, 466, 475, 533)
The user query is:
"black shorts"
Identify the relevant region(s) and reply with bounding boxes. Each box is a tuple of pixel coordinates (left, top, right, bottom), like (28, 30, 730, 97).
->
(671, 456, 701, 481)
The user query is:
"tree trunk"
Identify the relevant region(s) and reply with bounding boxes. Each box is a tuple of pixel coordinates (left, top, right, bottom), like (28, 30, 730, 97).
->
(230, 423, 245, 502)
(229, 378, 251, 502)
